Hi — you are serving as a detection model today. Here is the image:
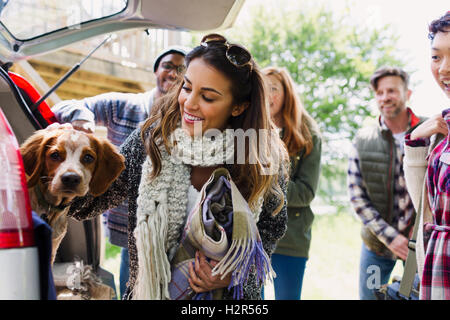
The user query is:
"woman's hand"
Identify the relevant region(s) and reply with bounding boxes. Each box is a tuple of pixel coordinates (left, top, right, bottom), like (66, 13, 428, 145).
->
(410, 113, 448, 140)
(188, 251, 232, 293)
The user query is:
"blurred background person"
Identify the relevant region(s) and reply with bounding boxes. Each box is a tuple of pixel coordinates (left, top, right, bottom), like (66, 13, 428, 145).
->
(262, 66, 322, 300)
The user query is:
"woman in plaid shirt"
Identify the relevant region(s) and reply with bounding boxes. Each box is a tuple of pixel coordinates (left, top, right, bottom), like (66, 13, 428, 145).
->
(404, 12, 450, 300)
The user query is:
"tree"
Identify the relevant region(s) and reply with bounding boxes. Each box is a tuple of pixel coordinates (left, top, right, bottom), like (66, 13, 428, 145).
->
(220, 0, 407, 207)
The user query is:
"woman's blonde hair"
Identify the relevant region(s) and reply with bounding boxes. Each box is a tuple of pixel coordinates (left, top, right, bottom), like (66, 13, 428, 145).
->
(141, 38, 289, 214)
(263, 66, 318, 157)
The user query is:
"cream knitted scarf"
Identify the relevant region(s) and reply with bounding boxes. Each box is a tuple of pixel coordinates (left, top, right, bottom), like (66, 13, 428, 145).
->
(132, 127, 238, 300)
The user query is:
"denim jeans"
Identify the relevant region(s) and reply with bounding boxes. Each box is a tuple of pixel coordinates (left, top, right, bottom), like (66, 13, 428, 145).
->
(119, 247, 129, 299)
(263, 253, 308, 300)
(359, 244, 396, 300)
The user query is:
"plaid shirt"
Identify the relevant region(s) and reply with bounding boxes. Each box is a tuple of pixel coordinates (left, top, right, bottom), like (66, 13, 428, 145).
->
(405, 108, 450, 299)
(348, 115, 416, 248)
(53, 89, 156, 247)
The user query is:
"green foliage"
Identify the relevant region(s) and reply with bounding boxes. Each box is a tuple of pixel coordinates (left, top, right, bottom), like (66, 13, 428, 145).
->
(223, 1, 406, 204)
(229, 2, 403, 142)
(104, 240, 121, 260)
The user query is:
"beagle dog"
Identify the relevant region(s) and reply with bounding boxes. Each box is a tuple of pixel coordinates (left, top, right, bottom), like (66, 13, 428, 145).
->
(20, 127, 125, 264)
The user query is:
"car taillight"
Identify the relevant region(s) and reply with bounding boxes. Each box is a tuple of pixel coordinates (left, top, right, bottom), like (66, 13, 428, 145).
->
(0, 108, 34, 249)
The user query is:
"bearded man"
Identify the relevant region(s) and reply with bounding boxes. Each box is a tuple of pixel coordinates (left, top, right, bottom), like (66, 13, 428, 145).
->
(347, 67, 427, 300)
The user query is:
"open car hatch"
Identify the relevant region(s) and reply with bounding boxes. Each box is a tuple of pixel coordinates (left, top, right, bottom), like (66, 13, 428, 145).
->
(0, 0, 245, 62)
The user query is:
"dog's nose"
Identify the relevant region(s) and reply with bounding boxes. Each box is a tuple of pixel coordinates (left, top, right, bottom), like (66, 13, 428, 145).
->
(61, 172, 81, 188)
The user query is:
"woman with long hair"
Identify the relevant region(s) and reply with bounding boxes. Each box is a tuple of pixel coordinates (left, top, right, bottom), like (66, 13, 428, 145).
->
(404, 12, 450, 299)
(63, 34, 289, 300)
(262, 66, 322, 300)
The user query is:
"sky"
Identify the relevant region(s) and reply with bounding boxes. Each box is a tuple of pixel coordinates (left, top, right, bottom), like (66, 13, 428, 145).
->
(236, 0, 450, 117)
(332, 0, 450, 117)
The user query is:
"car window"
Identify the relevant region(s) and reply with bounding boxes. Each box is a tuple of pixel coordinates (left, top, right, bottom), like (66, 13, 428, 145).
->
(0, 0, 127, 40)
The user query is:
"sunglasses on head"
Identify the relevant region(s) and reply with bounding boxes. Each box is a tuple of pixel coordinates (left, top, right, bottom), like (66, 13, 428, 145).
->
(200, 34, 253, 74)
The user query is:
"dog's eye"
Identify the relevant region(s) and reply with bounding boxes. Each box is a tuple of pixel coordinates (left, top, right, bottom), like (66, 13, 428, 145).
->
(49, 151, 61, 161)
(83, 154, 95, 164)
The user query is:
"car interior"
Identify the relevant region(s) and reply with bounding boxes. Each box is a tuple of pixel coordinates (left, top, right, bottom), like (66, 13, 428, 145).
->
(0, 60, 115, 297)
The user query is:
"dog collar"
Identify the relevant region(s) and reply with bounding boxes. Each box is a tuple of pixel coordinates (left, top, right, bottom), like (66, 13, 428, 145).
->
(33, 184, 71, 214)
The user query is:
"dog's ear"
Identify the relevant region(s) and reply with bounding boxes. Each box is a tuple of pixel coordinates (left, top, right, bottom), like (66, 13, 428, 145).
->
(20, 130, 49, 188)
(89, 136, 125, 197)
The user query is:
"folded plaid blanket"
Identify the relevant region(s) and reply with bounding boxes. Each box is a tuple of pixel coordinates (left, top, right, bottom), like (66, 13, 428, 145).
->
(169, 168, 273, 300)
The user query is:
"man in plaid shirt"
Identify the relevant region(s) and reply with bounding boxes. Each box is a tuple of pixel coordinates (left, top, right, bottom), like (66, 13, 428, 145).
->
(52, 45, 190, 298)
(347, 67, 426, 300)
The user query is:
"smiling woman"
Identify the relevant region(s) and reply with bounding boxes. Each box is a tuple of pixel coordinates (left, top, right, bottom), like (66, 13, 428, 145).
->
(430, 14, 450, 98)
(137, 34, 289, 299)
(404, 11, 450, 300)
(63, 34, 290, 300)
(178, 58, 239, 136)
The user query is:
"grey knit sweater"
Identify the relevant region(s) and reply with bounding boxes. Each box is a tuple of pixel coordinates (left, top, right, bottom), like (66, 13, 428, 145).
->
(67, 127, 288, 300)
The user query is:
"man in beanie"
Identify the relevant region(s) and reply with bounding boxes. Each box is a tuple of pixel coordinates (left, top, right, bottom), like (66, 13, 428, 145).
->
(152, 45, 191, 100)
(52, 45, 190, 298)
